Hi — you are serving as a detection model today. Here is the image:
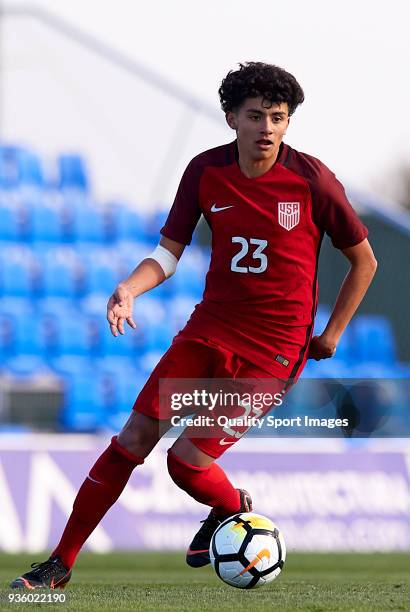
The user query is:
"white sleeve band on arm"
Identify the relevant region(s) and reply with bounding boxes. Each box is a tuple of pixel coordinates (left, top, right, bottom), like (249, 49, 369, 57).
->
(147, 244, 179, 278)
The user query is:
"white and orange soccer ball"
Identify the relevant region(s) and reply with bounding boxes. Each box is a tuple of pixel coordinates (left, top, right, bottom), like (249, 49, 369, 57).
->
(210, 512, 286, 589)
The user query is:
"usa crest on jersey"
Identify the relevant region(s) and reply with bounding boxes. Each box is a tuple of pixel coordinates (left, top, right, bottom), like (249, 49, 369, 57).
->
(278, 202, 300, 231)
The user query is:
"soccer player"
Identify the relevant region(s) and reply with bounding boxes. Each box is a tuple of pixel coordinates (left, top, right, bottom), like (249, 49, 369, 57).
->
(11, 62, 377, 589)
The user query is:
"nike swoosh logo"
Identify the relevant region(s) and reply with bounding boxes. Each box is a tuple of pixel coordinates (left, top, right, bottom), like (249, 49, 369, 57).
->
(211, 204, 235, 213)
(87, 475, 103, 485)
(219, 438, 236, 446)
(186, 547, 209, 555)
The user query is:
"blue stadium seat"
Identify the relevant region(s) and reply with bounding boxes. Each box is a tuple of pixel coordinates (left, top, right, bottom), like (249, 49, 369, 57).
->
(352, 315, 397, 364)
(0, 146, 43, 189)
(0, 146, 18, 189)
(39, 297, 95, 370)
(46, 312, 94, 358)
(172, 250, 207, 297)
(9, 314, 47, 356)
(60, 373, 108, 431)
(48, 350, 94, 378)
(82, 253, 121, 295)
(173, 265, 204, 297)
(106, 203, 148, 242)
(104, 373, 146, 430)
(37, 296, 75, 317)
(0, 248, 35, 297)
(80, 293, 108, 316)
(137, 351, 164, 376)
(95, 356, 141, 380)
(167, 295, 197, 333)
(93, 313, 137, 358)
(148, 282, 169, 299)
(3, 312, 50, 376)
(58, 154, 89, 192)
(144, 321, 173, 353)
(0, 296, 33, 317)
(117, 241, 152, 271)
(69, 204, 106, 243)
(28, 201, 63, 242)
(18, 150, 44, 187)
(89, 308, 146, 370)
(0, 202, 22, 241)
(132, 294, 167, 325)
(39, 248, 81, 298)
(113, 374, 145, 411)
(144, 211, 169, 243)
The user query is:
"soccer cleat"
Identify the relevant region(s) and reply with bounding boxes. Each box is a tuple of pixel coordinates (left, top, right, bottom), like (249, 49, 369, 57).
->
(10, 556, 72, 590)
(186, 488, 252, 568)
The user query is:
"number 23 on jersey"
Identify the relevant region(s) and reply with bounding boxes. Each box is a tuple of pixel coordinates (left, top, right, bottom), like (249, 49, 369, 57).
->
(231, 236, 268, 274)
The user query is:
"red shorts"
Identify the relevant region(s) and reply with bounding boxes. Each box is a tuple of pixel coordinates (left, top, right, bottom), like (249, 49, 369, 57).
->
(133, 337, 290, 458)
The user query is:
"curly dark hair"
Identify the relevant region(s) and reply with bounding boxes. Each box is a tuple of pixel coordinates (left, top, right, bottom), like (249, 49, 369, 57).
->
(218, 62, 304, 116)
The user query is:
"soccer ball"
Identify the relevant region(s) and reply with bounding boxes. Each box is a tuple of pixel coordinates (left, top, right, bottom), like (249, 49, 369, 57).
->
(210, 512, 286, 589)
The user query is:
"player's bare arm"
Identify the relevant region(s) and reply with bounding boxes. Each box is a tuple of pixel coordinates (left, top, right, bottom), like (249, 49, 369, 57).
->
(308, 238, 377, 360)
(107, 236, 185, 337)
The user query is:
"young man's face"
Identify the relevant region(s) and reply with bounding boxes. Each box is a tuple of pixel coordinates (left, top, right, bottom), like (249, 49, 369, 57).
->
(226, 97, 290, 161)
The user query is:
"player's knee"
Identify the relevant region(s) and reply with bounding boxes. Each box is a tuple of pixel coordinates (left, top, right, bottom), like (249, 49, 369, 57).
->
(170, 438, 215, 468)
(116, 430, 152, 459)
(167, 445, 213, 495)
(117, 411, 162, 458)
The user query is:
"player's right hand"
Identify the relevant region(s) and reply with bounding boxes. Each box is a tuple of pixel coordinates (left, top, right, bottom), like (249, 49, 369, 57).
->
(106, 284, 137, 337)
(307, 334, 337, 360)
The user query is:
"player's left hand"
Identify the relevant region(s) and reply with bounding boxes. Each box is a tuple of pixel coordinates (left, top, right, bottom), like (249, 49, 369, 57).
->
(106, 284, 137, 337)
(307, 334, 337, 360)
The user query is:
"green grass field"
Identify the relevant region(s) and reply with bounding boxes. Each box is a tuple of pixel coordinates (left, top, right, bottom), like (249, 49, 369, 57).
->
(0, 552, 409, 611)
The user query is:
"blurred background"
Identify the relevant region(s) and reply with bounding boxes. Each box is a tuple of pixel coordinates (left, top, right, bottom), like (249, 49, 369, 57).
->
(0, 0, 409, 555)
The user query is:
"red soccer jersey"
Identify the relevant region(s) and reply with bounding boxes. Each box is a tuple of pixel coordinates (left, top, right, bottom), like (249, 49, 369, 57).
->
(161, 140, 368, 380)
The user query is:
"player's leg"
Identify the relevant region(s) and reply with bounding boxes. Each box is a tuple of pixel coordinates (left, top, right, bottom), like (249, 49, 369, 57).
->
(169, 351, 287, 568)
(9, 412, 164, 590)
(168, 437, 248, 514)
(49, 412, 163, 569)
(50, 338, 213, 567)
(10, 339, 214, 589)
(167, 438, 252, 568)
(166, 341, 254, 517)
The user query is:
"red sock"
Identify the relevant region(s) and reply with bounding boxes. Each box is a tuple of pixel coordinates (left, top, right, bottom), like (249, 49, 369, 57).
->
(167, 449, 240, 516)
(52, 436, 143, 569)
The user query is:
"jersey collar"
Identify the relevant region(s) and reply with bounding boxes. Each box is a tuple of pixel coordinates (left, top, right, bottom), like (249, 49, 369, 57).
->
(228, 140, 290, 176)
(229, 140, 290, 167)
